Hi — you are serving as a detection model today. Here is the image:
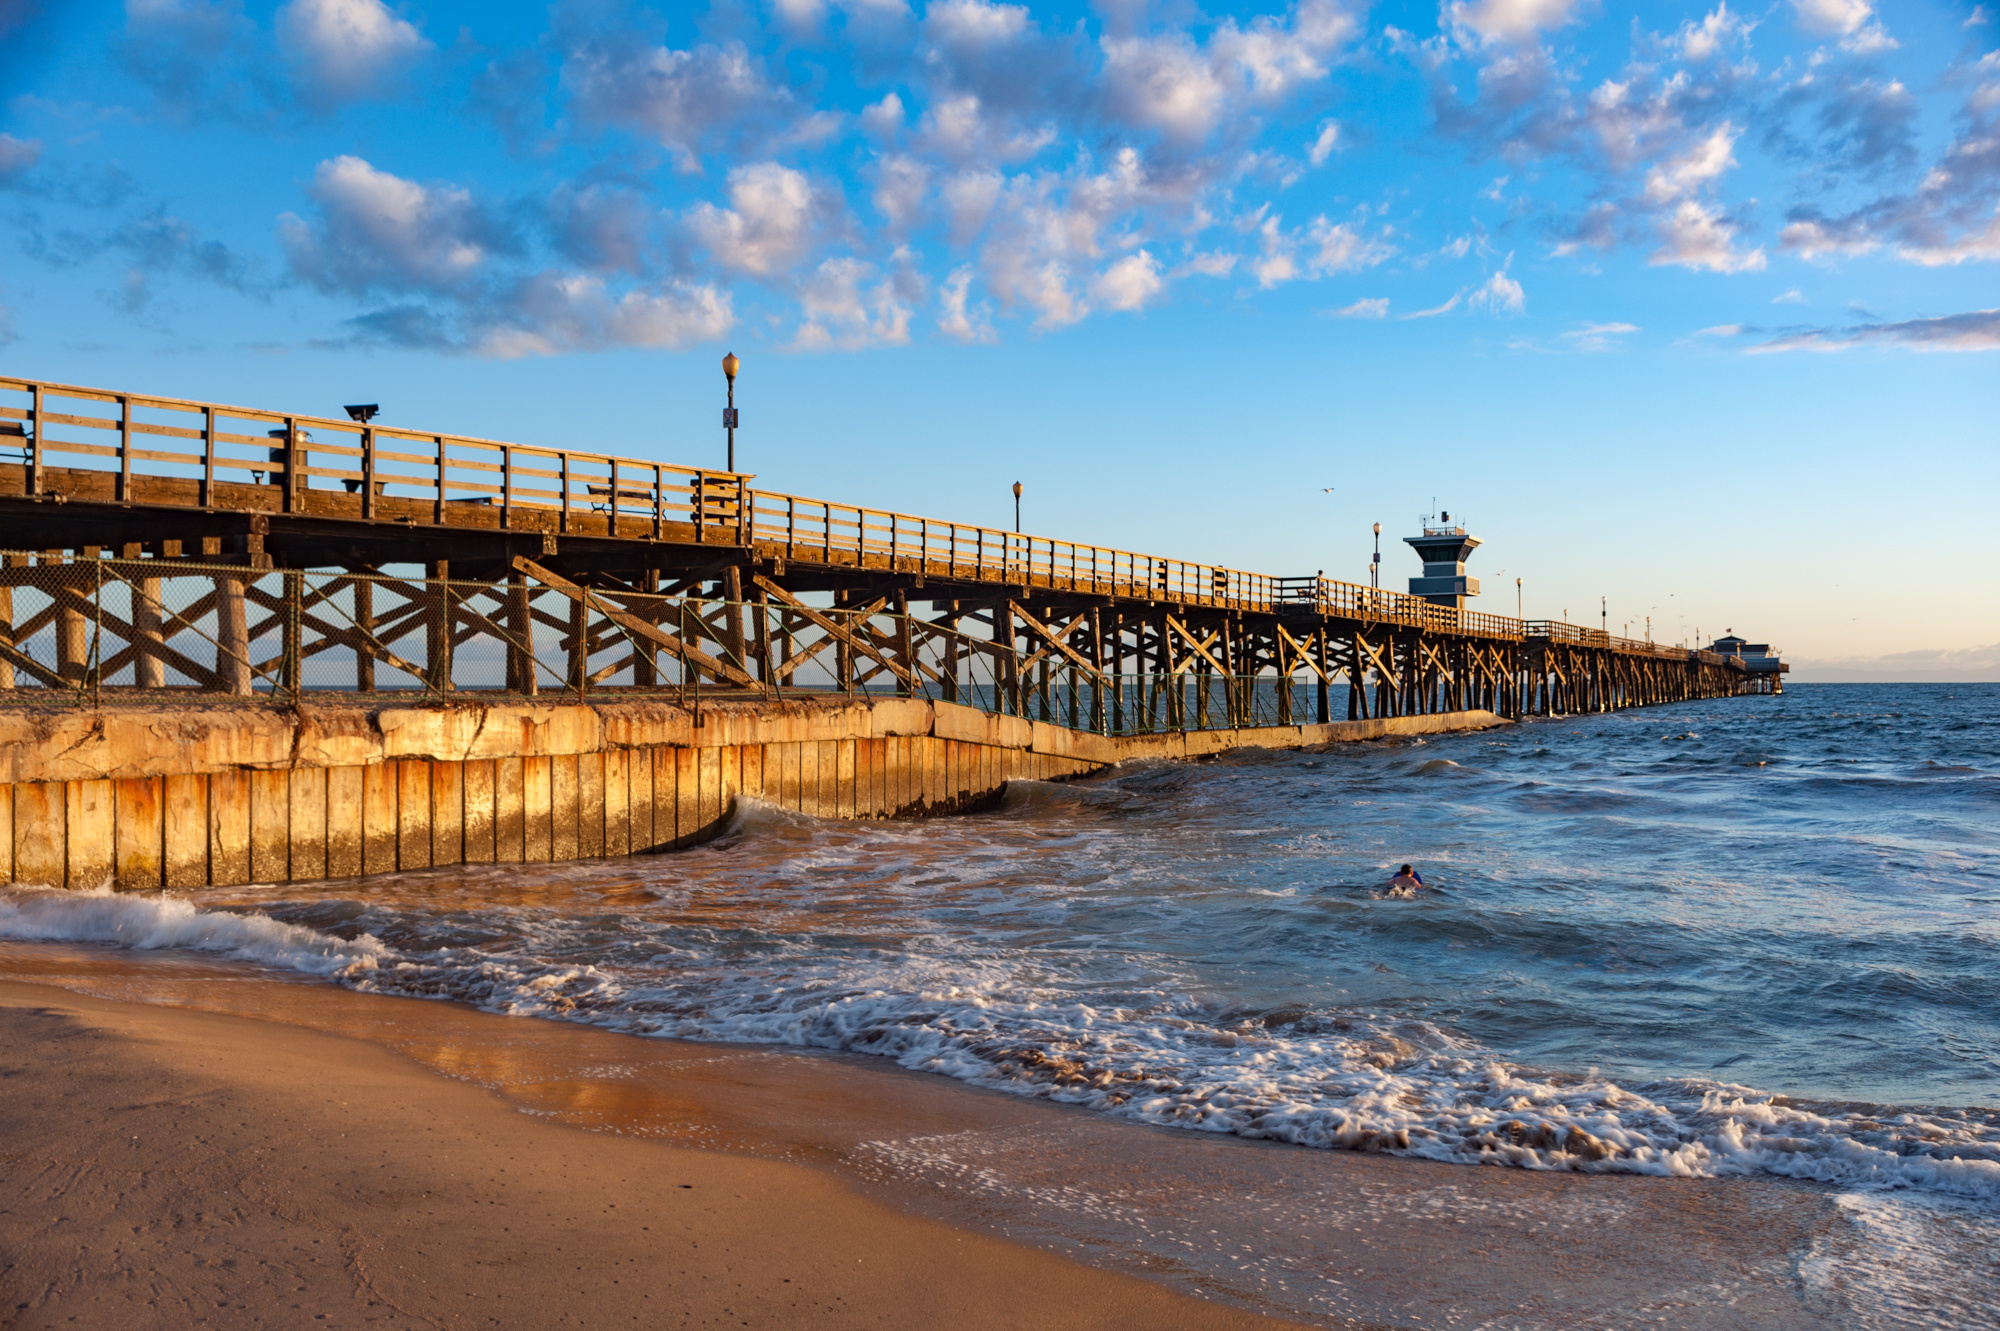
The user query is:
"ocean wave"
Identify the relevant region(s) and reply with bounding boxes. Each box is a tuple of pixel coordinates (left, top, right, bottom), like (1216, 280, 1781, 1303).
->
(9, 882, 2000, 1208)
(0, 887, 390, 976)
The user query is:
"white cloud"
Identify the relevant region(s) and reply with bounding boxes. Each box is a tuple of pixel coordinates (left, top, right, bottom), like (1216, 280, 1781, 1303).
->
(873, 155, 930, 232)
(1090, 249, 1164, 311)
(1773, 288, 1806, 304)
(564, 39, 787, 172)
(1778, 219, 1878, 261)
(942, 170, 1004, 243)
(275, 0, 429, 103)
(1562, 320, 1638, 350)
(1643, 125, 1740, 204)
(476, 272, 734, 357)
(1102, 33, 1227, 141)
(1402, 292, 1463, 319)
(918, 93, 1057, 165)
(938, 264, 996, 342)
(1750, 310, 2000, 353)
(687, 163, 823, 277)
(1306, 218, 1393, 274)
(1335, 296, 1389, 317)
(1677, 4, 1751, 60)
(925, 0, 1031, 49)
(280, 156, 493, 294)
(1307, 120, 1341, 165)
(606, 283, 735, 348)
(772, 0, 826, 34)
(1790, 0, 1895, 51)
(861, 92, 904, 137)
(1467, 269, 1525, 312)
(962, 155, 1163, 328)
(1247, 210, 1391, 286)
(1179, 251, 1239, 277)
(1212, 0, 1360, 97)
(0, 133, 41, 178)
(1789, 641, 2000, 682)
(1897, 209, 2000, 266)
(1444, 0, 1582, 45)
(1652, 201, 1766, 272)
(1251, 213, 1297, 287)
(793, 256, 916, 349)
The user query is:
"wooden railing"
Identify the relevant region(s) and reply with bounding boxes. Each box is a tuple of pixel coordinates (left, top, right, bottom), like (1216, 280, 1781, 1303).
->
(0, 374, 1712, 659)
(0, 375, 748, 542)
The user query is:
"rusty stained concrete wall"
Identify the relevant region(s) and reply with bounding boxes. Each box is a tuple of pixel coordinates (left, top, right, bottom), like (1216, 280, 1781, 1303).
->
(0, 696, 1507, 891)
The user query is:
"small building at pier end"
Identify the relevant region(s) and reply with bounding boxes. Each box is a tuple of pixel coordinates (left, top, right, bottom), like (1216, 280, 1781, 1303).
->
(1404, 512, 1482, 609)
(1709, 634, 1789, 693)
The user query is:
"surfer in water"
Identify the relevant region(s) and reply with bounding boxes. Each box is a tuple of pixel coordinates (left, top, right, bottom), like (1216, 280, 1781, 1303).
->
(1387, 864, 1424, 897)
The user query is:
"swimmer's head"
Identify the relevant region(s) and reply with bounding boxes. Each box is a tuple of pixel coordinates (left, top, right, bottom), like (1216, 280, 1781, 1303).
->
(1399, 864, 1413, 875)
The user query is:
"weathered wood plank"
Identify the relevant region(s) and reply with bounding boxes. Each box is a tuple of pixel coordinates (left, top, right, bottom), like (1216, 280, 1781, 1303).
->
(208, 771, 251, 886)
(432, 759, 464, 868)
(114, 776, 164, 891)
(603, 749, 629, 858)
(463, 759, 496, 865)
(578, 751, 605, 859)
(325, 766, 362, 880)
(522, 756, 552, 862)
(362, 763, 398, 875)
(495, 756, 525, 863)
(288, 765, 327, 882)
(397, 760, 432, 871)
(13, 783, 65, 888)
(552, 753, 580, 861)
(673, 747, 699, 846)
(248, 770, 288, 885)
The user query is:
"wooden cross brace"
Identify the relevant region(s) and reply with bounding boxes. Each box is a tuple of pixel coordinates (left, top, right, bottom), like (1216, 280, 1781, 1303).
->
(518, 557, 758, 689)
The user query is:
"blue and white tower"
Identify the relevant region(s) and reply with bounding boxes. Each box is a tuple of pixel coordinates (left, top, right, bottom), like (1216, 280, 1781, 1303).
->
(1404, 510, 1482, 609)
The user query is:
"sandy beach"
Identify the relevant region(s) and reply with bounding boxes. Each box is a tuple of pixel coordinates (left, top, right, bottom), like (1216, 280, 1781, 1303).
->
(0, 974, 1309, 1330)
(0, 944, 1849, 1330)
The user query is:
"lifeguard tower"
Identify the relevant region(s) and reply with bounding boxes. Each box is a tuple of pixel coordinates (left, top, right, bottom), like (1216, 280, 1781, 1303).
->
(1405, 510, 1482, 609)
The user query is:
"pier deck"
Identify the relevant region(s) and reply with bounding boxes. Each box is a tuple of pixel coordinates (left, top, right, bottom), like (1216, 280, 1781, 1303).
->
(0, 373, 1779, 731)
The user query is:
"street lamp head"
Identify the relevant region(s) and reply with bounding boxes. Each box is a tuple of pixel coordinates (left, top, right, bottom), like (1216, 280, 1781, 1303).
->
(1372, 522, 1381, 535)
(1012, 481, 1023, 499)
(344, 404, 379, 423)
(722, 352, 739, 383)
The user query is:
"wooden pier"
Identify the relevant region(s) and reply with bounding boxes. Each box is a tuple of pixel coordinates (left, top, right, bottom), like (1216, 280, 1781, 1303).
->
(0, 373, 1779, 727)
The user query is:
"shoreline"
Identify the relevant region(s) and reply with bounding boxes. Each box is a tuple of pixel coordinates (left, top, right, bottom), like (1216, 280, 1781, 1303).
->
(0, 970, 1312, 1331)
(0, 944, 1846, 1329)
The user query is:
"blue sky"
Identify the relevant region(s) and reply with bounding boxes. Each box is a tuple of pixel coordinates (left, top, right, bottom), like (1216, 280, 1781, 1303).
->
(1, 0, 1995, 676)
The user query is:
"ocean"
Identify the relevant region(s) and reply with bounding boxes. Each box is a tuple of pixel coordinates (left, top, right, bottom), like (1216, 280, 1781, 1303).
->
(4, 681, 1996, 1327)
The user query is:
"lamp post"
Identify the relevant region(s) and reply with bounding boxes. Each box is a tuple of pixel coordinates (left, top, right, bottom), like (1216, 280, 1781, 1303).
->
(1371, 522, 1381, 590)
(1516, 577, 1522, 621)
(1601, 596, 1607, 638)
(1013, 481, 1022, 533)
(721, 352, 740, 472)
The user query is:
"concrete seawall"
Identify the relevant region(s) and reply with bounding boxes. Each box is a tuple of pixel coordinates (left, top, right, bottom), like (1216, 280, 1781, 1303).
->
(0, 698, 1507, 891)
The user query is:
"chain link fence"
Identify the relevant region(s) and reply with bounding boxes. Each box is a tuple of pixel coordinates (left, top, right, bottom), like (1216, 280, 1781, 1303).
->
(0, 554, 1332, 736)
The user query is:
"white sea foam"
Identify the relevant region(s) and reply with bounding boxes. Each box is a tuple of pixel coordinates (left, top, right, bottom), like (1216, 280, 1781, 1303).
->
(1800, 1191, 2000, 1329)
(320, 935, 2000, 1206)
(0, 887, 390, 976)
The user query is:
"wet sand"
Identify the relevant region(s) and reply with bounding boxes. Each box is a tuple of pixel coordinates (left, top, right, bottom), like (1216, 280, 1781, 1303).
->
(0, 946, 1845, 1329)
